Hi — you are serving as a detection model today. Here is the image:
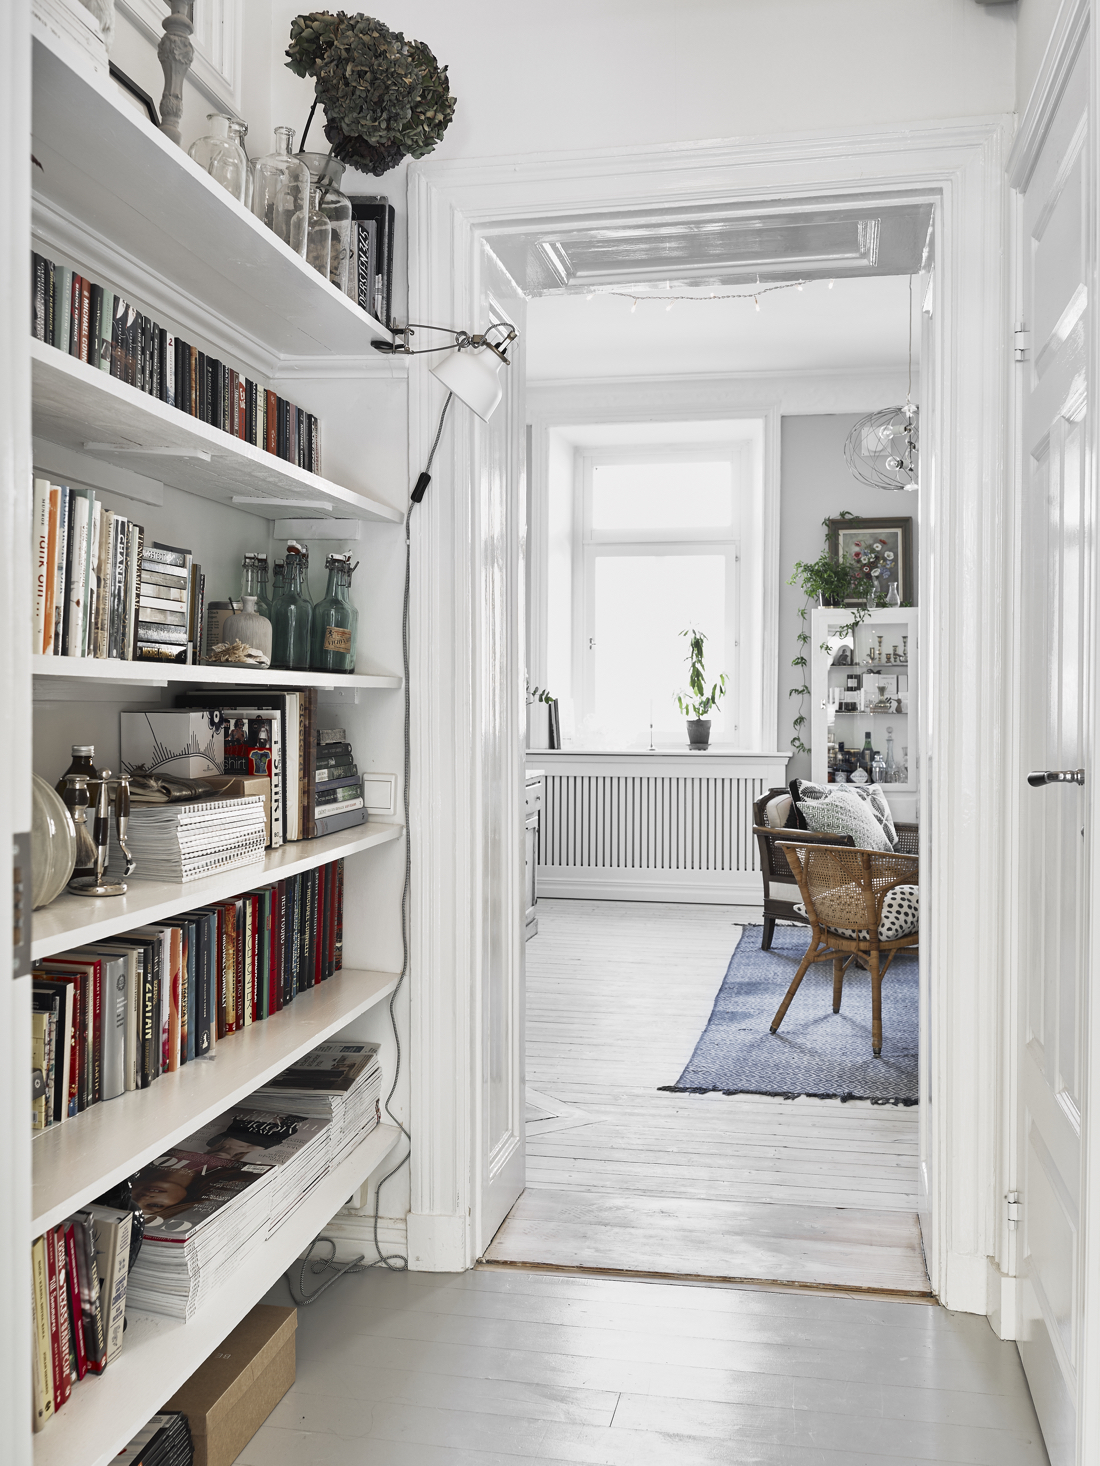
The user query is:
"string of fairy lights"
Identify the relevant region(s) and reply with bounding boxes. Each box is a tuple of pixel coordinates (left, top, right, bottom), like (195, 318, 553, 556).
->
(583, 277, 837, 311)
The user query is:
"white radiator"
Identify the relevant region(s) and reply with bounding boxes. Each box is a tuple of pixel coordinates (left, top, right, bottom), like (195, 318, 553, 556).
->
(530, 752, 789, 904)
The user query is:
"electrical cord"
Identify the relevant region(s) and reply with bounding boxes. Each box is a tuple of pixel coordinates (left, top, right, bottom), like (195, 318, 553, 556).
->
(284, 389, 455, 1293)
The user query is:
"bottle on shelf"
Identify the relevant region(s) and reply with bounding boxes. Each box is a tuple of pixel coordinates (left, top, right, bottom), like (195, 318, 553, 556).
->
(56, 745, 99, 879)
(270, 558, 286, 612)
(250, 126, 309, 256)
(311, 554, 359, 673)
(861, 730, 874, 773)
(303, 182, 333, 286)
(271, 547, 312, 669)
(871, 749, 886, 785)
(835, 741, 848, 782)
(187, 113, 250, 202)
(255, 553, 272, 620)
(299, 152, 352, 293)
(884, 726, 897, 782)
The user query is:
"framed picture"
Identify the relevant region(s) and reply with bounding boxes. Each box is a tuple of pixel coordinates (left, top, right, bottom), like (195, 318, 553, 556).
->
(109, 63, 161, 128)
(827, 516, 914, 605)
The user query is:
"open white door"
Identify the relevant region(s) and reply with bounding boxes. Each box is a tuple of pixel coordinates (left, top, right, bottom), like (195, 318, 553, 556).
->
(474, 240, 528, 1254)
(1014, 34, 1090, 1466)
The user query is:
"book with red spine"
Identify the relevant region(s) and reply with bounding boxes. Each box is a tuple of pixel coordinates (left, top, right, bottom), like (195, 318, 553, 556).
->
(45, 1222, 65, 1410)
(270, 881, 282, 1013)
(63, 1223, 88, 1380)
(79, 277, 91, 362)
(52, 1226, 74, 1406)
(265, 389, 277, 454)
(335, 859, 344, 970)
(234, 896, 246, 1028)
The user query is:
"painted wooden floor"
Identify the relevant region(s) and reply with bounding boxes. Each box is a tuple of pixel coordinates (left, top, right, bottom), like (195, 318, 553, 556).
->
(488, 899, 927, 1292)
(247, 1265, 1049, 1465)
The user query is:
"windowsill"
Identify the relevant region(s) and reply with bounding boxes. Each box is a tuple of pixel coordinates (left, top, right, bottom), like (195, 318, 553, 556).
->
(526, 746, 790, 759)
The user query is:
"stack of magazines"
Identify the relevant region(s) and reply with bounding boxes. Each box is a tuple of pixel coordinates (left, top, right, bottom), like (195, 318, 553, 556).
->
(106, 796, 266, 883)
(249, 1040, 382, 1170)
(125, 1105, 332, 1319)
(115, 1412, 192, 1465)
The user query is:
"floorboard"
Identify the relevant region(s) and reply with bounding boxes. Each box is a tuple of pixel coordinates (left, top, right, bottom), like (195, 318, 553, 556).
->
(491, 899, 928, 1290)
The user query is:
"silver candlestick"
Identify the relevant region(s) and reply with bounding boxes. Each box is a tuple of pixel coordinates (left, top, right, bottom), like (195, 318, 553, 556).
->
(158, 0, 194, 147)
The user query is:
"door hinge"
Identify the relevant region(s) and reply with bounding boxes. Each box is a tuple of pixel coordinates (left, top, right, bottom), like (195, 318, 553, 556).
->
(12, 833, 31, 978)
(1006, 1191, 1021, 1229)
(1014, 326, 1031, 362)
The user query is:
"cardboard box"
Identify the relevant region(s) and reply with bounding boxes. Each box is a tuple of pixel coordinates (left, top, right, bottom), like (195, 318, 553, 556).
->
(121, 710, 224, 779)
(164, 1305, 296, 1466)
(199, 775, 273, 847)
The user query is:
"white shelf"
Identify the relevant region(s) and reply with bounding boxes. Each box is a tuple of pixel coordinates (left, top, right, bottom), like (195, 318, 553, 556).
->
(31, 29, 394, 361)
(31, 654, 402, 690)
(31, 821, 403, 961)
(32, 1122, 402, 1466)
(31, 967, 399, 1235)
(32, 343, 404, 523)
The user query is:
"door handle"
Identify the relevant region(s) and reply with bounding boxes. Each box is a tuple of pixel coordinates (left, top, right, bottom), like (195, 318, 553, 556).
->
(1027, 769, 1085, 787)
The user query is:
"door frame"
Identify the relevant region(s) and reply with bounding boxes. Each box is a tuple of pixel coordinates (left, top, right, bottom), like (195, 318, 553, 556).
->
(404, 117, 1017, 1304)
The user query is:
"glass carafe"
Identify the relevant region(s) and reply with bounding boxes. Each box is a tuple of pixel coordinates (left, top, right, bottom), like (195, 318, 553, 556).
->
(311, 555, 359, 673)
(188, 113, 249, 203)
(250, 126, 309, 256)
(271, 550, 312, 669)
(298, 152, 352, 292)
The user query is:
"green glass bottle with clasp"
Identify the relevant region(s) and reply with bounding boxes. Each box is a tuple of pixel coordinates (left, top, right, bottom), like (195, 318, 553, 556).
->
(310, 554, 358, 673)
(272, 547, 312, 670)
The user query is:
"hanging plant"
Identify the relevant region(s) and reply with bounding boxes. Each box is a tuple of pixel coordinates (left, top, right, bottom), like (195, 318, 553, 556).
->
(787, 513, 867, 756)
(287, 11, 456, 177)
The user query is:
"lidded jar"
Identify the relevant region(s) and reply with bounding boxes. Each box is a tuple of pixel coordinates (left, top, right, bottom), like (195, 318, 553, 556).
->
(311, 554, 359, 673)
(298, 152, 352, 293)
(188, 113, 249, 203)
(250, 126, 309, 256)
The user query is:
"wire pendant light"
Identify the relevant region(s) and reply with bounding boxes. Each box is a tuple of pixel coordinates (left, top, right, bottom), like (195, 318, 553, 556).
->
(844, 275, 919, 491)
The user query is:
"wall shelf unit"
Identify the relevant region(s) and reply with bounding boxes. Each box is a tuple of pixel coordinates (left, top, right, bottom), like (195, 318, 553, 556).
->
(31, 822, 402, 961)
(31, 345, 404, 523)
(33, 1122, 402, 1466)
(30, 654, 402, 690)
(31, 966, 399, 1235)
(31, 28, 394, 362)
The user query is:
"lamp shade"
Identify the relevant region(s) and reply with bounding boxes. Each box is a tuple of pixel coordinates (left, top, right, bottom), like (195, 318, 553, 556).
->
(430, 344, 505, 421)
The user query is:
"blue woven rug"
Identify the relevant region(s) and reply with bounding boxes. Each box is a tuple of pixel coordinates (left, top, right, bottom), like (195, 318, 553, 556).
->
(661, 923, 918, 1104)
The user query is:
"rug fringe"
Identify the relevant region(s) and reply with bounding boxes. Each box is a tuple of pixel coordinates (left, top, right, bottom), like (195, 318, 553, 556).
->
(657, 1084, 918, 1106)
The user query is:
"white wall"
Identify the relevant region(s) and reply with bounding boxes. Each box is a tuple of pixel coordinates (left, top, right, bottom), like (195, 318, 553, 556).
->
(779, 414, 919, 780)
(1016, 0, 1066, 111)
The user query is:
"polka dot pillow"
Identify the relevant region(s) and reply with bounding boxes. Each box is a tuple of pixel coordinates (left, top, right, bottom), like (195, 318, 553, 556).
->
(795, 884, 919, 941)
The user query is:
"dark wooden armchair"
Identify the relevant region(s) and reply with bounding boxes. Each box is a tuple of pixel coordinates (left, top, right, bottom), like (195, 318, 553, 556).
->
(752, 786, 918, 952)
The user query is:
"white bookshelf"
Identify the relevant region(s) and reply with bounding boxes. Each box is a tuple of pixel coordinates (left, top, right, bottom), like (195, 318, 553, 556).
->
(32, 345, 404, 523)
(31, 654, 402, 690)
(21, 17, 412, 1466)
(33, 1122, 402, 1466)
(31, 821, 402, 960)
(31, 966, 399, 1234)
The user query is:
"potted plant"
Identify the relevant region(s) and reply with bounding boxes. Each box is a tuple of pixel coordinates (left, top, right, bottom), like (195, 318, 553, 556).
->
(526, 681, 553, 750)
(787, 549, 856, 607)
(675, 629, 727, 750)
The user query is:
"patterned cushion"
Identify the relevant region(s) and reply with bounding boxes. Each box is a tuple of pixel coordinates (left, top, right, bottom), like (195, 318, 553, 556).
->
(794, 884, 919, 941)
(796, 788, 893, 852)
(797, 778, 897, 848)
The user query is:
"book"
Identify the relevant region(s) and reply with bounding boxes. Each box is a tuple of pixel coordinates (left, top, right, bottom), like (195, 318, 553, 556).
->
(32, 478, 50, 656)
(349, 196, 394, 326)
(31, 1235, 54, 1430)
(63, 1223, 88, 1381)
(31, 253, 48, 340)
(87, 1205, 132, 1367)
(44, 1216, 65, 1408)
(51, 1225, 74, 1407)
(52, 264, 72, 352)
(71, 1211, 106, 1373)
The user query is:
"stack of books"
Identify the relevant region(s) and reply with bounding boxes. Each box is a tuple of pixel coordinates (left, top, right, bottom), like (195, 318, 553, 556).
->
(31, 1206, 133, 1433)
(31, 250, 321, 472)
(125, 1105, 333, 1318)
(115, 1412, 193, 1465)
(105, 795, 268, 883)
(250, 1040, 383, 1171)
(30, 480, 204, 663)
(314, 724, 365, 836)
(30, 859, 345, 1132)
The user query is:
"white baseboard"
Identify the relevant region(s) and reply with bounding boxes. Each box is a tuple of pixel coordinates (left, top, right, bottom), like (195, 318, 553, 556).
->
(406, 1211, 469, 1272)
(537, 869, 763, 906)
(321, 1211, 408, 1264)
(944, 1250, 991, 1314)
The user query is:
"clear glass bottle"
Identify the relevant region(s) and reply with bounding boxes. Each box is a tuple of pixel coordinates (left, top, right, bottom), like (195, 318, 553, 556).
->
(884, 727, 897, 782)
(254, 554, 271, 620)
(311, 554, 359, 673)
(188, 113, 249, 203)
(272, 549, 312, 669)
(303, 183, 333, 285)
(298, 152, 352, 292)
(229, 118, 252, 207)
(250, 126, 309, 256)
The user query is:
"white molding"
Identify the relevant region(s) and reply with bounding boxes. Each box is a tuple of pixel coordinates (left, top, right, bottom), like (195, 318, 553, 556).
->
(410, 118, 1013, 1311)
(537, 871, 763, 906)
(528, 367, 914, 416)
(322, 1212, 408, 1259)
(1009, 0, 1089, 189)
(115, 0, 243, 114)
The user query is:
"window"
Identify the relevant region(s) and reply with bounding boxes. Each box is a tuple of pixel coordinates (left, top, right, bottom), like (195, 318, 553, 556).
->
(574, 446, 746, 744)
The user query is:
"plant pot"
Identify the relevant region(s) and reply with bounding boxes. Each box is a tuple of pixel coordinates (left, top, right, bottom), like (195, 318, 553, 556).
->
(686, 718, 711, 750)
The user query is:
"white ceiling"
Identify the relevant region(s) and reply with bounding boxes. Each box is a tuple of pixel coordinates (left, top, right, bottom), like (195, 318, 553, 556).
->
(524, 273, 920, 382)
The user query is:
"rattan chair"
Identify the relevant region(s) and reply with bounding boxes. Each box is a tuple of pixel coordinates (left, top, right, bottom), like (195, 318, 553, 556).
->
(752, 787, 919, 952)
(771, 841, 919, 1056)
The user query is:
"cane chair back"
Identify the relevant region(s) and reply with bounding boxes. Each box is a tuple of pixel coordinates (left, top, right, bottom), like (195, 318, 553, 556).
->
(781, 844, 918, 946)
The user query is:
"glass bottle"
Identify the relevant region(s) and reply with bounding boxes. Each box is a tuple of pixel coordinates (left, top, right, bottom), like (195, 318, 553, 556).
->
(229, 118, 252, 207)
(188, 113, 249, 203)
(298, 152, 352, 292)
(871, 749, 886, 785)
(834, 742, 848, 782)
(286, 541, 314, 605)
(884, 727, 897, 782)
(272, 549, 312, 669)
(270, 559, 286, 611)
(250, 126, 309, 256)
(254, 554, 272, 620)
(241, 553, 260, 604)
(311, 555, 359, 673)
(57, 746, 99, 879)
(861, 730, 874, 773)
(885, 579, 901, 608)
(303, 183, 333, 285)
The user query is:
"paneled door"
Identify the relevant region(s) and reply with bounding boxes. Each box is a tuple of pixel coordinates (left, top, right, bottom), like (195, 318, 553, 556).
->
(1014, 34, 1090, 1466)
(475, 239, 528, 1254)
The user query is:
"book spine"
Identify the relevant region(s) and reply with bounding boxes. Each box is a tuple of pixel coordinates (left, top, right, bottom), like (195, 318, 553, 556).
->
(32, 478, 50, 657)
(42, 486, 59, 658)
(109, 297, 125, 379)
(53, 266, 72, 352)
(75, 1215, 106, 1373)
(125, 305, 138, 386)
(52, 486, 69, 655)
(90, 959, 101, 1103)
(336, 858, 344, 970)
(94, 1213, 131, 1366)
(98, 289, 113, 373)
(31, 253, 47, 340)
(167, 931, 181, 1072)
(165, 331, 175, 407)
(189, 345, 198, 417)
(45, 1221, 64, 1410)
(31, 1236, 54, 1431)
(64, 493, 89, 658)
(235, 898, 246, 1028)
(79, 277, 91, 363)
(265, 389, 277, 454)
(68, 273, 81, 358)
(52, 1227, 73, 1406)
(84, 497, 101, 657)
(102, 960, 126, 1099)
(64, 1225, 87, 1381)
(88, 283, 103, 369)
